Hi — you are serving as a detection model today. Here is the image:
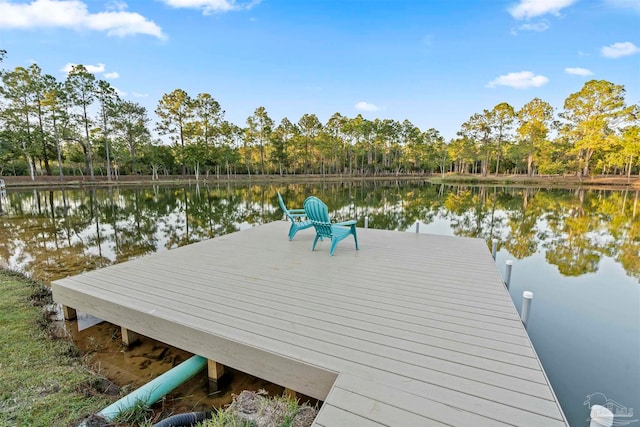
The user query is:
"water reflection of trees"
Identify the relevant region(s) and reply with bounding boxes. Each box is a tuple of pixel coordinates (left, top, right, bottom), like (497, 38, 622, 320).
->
(0, 182, 638, 282)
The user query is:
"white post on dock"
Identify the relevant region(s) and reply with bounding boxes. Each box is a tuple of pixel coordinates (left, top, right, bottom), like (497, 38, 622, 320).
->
(364, 217, 369, 229)
(521, 291, 533, 326)
(504, 260, 513, 289)
(415, 221, 420, 234)
(491, 239, 498, 260)
(589, 405, 614, 427)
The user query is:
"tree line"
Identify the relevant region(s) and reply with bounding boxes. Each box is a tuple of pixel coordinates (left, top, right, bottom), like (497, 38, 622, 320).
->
(1, 50, 638, 180)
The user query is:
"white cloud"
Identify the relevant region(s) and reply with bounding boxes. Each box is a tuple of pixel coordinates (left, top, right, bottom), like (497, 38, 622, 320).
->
(518, 20, 549, 31)
(487, 71, 549, 89)
(161, 0, 260, 14)
(132, 92, 149, 98)
(565, 67, 593, 76)
(355, 101, 380, 112)
(105, 0, 128, 11)
(601, 41, 640, 58)
(61, 62, 106, 74)
(509, 0, 576, 19)
(104, 71, 119, 79)
(0, 0, 165, 39)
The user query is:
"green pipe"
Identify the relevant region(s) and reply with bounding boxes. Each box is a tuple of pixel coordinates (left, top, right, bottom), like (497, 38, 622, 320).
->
(83, 355, 207, 424)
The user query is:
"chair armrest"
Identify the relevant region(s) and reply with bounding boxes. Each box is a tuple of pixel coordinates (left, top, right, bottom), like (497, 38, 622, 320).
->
(334, 220, 357, 226)
(289, 209, 306, 213)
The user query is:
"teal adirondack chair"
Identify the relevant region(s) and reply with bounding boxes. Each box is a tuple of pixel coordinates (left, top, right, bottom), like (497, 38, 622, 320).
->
(303, 197, 359, 256)
(277, 192, 313, 240)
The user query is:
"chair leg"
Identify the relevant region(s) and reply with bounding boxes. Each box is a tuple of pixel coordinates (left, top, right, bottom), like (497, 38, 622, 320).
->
(289, 224, 296, 241)
(330, 238, 339, 256)
(312, 234, 320, 251)
(352, 226, 359, 250)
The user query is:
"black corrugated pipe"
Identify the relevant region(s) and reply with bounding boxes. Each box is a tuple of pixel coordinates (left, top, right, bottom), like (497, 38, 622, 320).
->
(152, 411, 212, 427)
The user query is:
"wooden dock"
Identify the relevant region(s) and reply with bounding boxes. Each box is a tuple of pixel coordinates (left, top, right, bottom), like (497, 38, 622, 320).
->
(52, 221, 568, 426)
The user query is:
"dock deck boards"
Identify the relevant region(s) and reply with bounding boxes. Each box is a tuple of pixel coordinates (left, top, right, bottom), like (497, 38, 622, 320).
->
(52, 221, 568, 426)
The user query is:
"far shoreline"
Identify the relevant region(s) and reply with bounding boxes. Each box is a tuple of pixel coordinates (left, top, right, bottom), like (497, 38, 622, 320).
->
(2, 173, 639, 191)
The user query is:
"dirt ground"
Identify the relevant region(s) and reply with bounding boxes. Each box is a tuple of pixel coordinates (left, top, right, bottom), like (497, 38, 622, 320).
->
(53, 312, 318, 422)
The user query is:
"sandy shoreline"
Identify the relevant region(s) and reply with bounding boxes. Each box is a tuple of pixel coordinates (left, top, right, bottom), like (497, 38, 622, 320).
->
(2, 173, 638, 190)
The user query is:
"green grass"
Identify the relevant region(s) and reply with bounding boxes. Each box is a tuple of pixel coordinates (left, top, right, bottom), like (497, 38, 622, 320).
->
(112, 399, 153, 425)
(202, 410, 256, 427)
(198, 391, 316, 427)
(0, 272, 317, 427)
(0, 271, 112, 427)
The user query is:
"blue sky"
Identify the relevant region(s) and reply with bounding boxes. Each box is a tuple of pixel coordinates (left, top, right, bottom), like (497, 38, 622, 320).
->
(0, 0, 638, 139)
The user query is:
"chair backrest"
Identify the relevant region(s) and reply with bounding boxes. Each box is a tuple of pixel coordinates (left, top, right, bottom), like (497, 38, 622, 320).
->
(304, 197, 333, 238)
(277, 192, 293, 221)
(304, 195, 322, 205)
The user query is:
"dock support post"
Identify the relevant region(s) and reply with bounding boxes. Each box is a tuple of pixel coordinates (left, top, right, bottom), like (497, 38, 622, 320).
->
(521, 291, 533, 326)
(121, 327, 140, 346)
(505, 260, 513, 289)
(415, 221, 420, 234)
(492, 239, 498, 260)
(364, 217, 369, 229)
(62, 305, 77, 321)
(208, 360, 225, 392)
(284, 388, 297, 400)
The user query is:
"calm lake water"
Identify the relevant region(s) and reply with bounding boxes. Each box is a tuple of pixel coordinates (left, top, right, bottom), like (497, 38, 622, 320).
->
(0, 181, 638, 426)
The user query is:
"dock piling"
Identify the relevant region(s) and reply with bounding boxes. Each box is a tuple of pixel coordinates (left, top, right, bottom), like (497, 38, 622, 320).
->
(284, 388, 297, 400)
(121, 327, 141, 346)
(492, 239, 498, 260)
(62, 305, 77, 321)
(364, 217, 369, 229)
(416, 221, 420, 234)
(505, 260, 513, 289)
(521, 291, 533, 326)
(208, 360, 226, 392)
